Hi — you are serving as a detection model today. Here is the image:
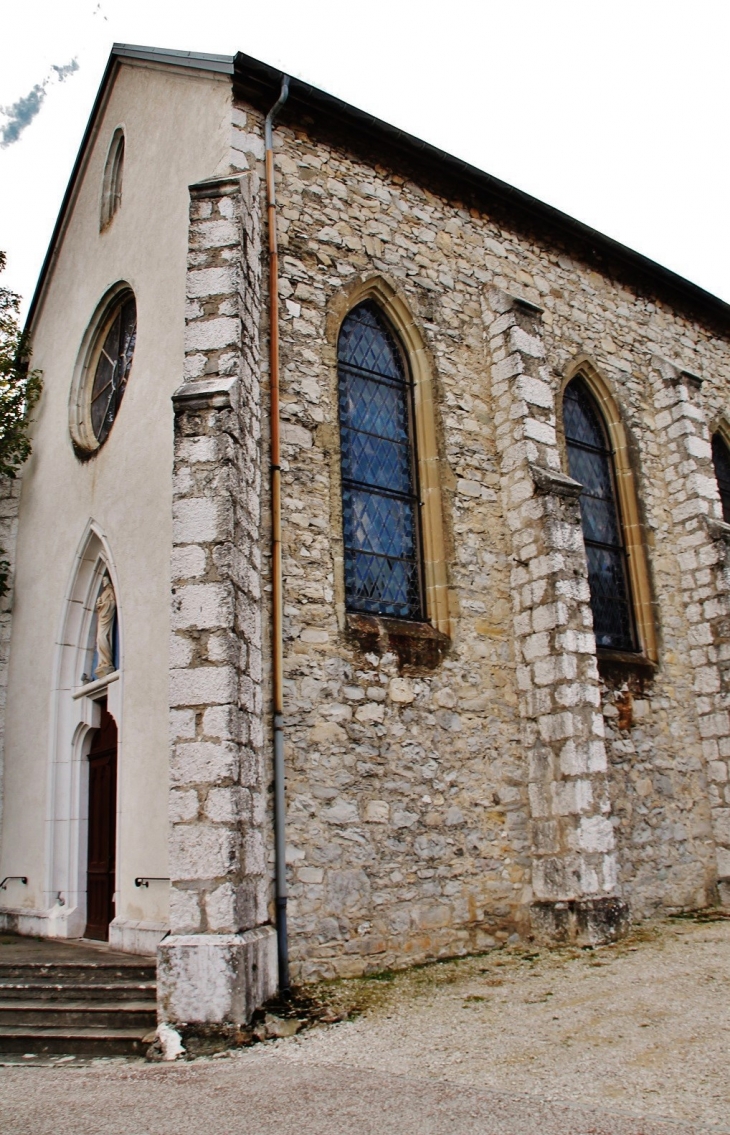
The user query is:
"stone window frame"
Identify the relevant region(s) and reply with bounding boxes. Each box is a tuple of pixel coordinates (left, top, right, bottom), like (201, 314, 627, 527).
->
(558, 358, 658, 666)
(709, 416, 730, 525)
(326, 275, 451, 644)
(100, 126, 125, 231)
(68, 281, 136, 458)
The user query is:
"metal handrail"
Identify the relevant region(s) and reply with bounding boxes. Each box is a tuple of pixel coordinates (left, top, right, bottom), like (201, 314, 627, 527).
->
(134, 877, 170, 888)
(0, 876, 27, 890)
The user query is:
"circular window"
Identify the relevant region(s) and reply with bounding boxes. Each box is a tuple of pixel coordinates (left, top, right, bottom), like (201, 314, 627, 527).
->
(70, 286, 137, 455)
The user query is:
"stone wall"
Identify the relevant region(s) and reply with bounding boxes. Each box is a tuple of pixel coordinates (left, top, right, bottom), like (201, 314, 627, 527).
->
(220, 96, 730, 980)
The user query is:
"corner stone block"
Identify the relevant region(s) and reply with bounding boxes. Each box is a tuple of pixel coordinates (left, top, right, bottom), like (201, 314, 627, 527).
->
(157, 928, 277, 1027)
(530, 898, 630, 946)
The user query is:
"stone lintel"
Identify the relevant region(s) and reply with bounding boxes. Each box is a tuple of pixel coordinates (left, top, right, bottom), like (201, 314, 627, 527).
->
(189, 175, 244, 200)
(652, 354, 703, 391)
(680, 368, 703, 390)
(529, 463, 583, 499)
(530, 897, 630, 946)
(704, 516, 730, 544)
(157, 927, 277, 1027)
(172, 376, 237, 412)
(512, 295, 544, 317)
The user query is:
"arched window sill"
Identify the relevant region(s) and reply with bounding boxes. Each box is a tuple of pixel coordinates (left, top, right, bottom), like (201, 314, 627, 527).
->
(346, 612, 450, 673)
(596, 650, 656, 684)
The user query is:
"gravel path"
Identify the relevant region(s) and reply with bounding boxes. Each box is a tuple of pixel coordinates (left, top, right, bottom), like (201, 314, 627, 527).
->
(278, 914, 730, 1130)
(1, 916, 728, 1134)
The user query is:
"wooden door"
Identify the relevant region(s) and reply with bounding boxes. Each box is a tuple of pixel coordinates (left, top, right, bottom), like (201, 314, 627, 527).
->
(85, 704, 117, 940)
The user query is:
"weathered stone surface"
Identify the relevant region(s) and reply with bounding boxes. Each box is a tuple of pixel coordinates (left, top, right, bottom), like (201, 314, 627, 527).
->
(162, 97, 730, 998)
(157, 928, 277, 1026)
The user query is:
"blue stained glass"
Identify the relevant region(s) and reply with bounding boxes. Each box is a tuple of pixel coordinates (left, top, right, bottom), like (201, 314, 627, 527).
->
(337, 302, 423, 620)
(342, 488, 417, 559)
(337, 304, 401, 379)
(340, 429, 411, 494)
(564, 379, 636, 652)
(712, 433, 730, 524)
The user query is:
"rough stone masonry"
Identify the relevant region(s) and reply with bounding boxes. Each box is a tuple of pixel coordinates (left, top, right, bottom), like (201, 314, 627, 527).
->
(163, 86, 730, 1007)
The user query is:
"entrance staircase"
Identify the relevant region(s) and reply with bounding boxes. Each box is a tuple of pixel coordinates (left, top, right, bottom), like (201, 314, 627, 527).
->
(0, 934, 157, 1057)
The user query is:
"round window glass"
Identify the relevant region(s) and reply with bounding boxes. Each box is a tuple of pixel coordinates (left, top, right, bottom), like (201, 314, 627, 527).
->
(89, 294, 136, 446)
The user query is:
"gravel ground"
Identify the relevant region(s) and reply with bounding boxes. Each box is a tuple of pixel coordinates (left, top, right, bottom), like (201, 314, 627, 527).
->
(1, 915, 728, 1134)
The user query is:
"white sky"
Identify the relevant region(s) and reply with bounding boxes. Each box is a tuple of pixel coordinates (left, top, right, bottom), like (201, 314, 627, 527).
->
(2, 0, 730, 317)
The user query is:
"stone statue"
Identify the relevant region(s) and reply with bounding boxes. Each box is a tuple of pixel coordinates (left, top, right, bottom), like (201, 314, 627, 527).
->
(94, 575, 117, 678)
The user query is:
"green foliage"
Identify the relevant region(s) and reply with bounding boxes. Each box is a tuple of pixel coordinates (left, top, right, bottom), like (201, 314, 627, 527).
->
(0, 251, 42, 596)
(0, 252, 42, 479)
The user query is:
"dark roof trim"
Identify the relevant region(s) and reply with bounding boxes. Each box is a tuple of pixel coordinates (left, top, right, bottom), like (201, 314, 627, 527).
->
(24, 44, 235, 335)
(232, 50, 730, 331)
(26, 42, 730, 337)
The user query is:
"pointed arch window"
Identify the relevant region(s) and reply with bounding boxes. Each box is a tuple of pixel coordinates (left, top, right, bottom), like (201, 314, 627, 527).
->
(337, 302, 424, 620)
(711, 433, 730, 524)
(564, 377, 637, 652)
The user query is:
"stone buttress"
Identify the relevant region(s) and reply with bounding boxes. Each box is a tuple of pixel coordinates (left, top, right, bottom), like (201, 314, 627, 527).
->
(157, 173, 277, 1032)
(651, 359, 730, 903)
(483, 288, 629, 943)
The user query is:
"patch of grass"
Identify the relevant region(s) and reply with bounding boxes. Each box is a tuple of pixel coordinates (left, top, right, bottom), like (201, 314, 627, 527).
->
(669, 909, 730, 923)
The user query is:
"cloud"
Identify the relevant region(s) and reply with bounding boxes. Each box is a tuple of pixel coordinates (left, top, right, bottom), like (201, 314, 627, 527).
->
(51, 60, 81, 83)
(1, 59, 80, 149)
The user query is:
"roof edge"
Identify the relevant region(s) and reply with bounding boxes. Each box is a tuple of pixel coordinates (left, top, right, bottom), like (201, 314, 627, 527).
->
(25, 42, 730, 340)
(24, 45, 235, 336)
(232, 50, 730, 331)
(112, 43, 234, 74)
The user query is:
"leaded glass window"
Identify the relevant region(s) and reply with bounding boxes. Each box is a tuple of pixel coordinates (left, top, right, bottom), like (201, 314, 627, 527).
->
(337, 302, 423, 619)
(712, 433, 730, 524)
(89, 295, 136, 446)
(564, 378, 637, 652)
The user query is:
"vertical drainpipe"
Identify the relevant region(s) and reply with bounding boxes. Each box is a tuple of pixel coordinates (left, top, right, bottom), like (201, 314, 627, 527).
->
(264, 74, 291, 995)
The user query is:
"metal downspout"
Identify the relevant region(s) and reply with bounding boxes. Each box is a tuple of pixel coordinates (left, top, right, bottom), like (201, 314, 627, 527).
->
(265, 74, 291, 995)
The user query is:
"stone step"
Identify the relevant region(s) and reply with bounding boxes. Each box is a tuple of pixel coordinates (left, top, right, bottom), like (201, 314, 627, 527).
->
(0, 1025, 152, 1056)
(0, 1000, 156, 1029)
(0, 980, 156, 1002)
(0, 963, 156, 984)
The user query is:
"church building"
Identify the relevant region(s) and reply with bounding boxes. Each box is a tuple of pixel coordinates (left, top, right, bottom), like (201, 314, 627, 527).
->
(1, 43, 730, 1032)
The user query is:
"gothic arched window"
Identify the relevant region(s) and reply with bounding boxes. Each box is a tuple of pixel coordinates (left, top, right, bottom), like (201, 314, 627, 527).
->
(337, 302, 423, 620)
(711, 433, 730, 524)
(564, 377, 637, 652)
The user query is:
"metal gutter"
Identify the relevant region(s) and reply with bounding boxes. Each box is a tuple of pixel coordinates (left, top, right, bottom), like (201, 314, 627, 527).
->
(264, 75, 292, 995)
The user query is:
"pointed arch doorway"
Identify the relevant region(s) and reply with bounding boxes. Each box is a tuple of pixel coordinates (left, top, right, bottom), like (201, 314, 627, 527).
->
(85, 701, 118, 940)
(45, 521, 123, 942)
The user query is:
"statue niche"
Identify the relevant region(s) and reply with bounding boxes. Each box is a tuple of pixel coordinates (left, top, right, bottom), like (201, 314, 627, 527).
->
(94, 574, 117, 679)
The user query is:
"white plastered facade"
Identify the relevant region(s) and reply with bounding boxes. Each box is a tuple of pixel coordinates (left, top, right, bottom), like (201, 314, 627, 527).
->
(0, 58, 232, 953)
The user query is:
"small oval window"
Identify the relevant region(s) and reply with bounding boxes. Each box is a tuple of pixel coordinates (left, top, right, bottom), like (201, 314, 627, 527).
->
(100, 127, 124, 230)
(70, 287, 137, 455)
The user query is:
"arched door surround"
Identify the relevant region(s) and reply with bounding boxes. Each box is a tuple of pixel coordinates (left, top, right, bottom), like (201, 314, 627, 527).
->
(44, 522, 122, 939)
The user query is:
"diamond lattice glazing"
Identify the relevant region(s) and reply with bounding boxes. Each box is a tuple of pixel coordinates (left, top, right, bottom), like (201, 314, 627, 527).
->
(337, 302, 422, 619)
(712, 433, 730, 524)
(564, 378, 636, 652)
